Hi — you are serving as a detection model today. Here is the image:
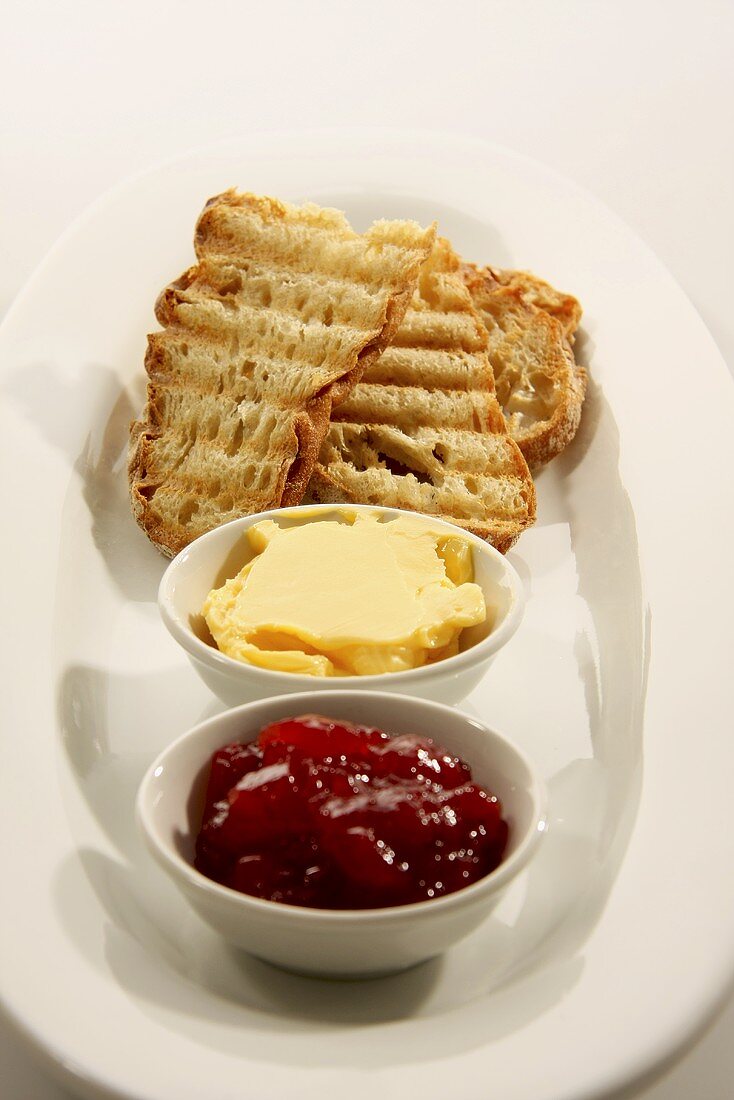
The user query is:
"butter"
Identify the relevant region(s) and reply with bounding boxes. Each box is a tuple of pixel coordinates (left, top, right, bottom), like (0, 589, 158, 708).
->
(203, 513, 487, 676)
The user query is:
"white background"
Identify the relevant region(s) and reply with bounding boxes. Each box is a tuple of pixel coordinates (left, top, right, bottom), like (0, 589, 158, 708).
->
(1, 1, 732, 1096)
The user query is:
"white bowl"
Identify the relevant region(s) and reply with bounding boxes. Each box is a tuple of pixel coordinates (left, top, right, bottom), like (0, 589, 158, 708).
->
(158, 504, 525, 706)
(136, 690, 546, 979)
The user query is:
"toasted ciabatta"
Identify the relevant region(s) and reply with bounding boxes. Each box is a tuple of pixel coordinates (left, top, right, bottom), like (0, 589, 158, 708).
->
(129, 191, 435, 556)
(462, 264, 586, 469)
(307, 239, 536, 553)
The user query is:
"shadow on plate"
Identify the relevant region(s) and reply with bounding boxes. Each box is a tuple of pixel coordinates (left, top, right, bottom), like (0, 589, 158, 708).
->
(1, 357, 166, 602)
(51, 844, 584, 1068)
(497, 370, 650, 992)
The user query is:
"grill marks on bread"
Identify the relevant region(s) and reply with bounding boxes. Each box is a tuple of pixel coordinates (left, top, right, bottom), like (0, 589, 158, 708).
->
(129, 190, 585, 558)
(128, 191, 435, 556)
(308, 239, 536, 553)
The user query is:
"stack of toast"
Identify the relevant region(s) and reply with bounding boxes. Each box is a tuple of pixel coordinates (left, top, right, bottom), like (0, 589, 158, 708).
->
(129, 190, 586, 557)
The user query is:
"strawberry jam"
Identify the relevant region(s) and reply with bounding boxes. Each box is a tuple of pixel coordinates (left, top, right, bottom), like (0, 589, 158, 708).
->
(194, 714, 508, 909)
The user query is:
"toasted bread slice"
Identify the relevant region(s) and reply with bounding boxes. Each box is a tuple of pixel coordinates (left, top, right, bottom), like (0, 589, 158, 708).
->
(462, 264, 586, 469)
(307, 240, 536, 553)
(129, 191, 435, 556)
(482, 266, 582, 340)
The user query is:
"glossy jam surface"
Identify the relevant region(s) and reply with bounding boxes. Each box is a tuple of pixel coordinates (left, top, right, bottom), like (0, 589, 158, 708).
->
(194, 715, 508, 909)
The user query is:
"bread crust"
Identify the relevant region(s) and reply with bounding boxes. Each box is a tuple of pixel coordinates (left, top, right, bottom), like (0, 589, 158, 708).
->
(279, 393, 333, 507)
(484, 265, 583, 340)
(462, 264, 586, 469)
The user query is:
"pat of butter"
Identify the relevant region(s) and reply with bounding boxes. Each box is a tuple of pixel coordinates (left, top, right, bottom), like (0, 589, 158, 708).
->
(203, 513, 487, 676)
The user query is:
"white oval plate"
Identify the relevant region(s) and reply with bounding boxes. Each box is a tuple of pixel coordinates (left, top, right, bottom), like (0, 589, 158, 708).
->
(1, 131, 732, 1100)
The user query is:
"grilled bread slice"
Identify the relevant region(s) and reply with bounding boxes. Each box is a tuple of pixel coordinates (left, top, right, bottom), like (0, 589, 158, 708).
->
(128, 191, 435, 556)
(462, 264, 586, 469)
(307, 239, 536, 553)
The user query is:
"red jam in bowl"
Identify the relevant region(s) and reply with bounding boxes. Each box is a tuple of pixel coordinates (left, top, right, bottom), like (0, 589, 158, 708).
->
(194, 714, 508, 909)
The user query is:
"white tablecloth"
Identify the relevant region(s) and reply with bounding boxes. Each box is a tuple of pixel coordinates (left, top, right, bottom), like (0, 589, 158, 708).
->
(2, 1, 732, 1096)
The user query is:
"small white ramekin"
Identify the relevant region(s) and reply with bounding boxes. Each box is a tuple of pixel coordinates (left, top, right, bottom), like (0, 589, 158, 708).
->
(136, 690, 546, 978)
(158, 504, 525, 706)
